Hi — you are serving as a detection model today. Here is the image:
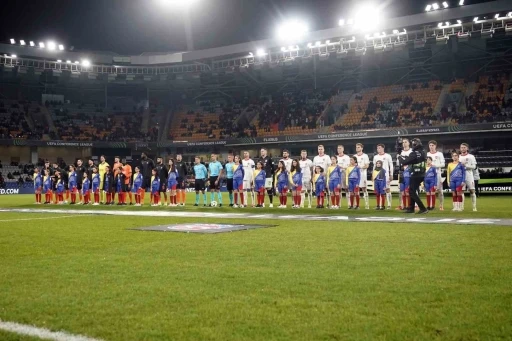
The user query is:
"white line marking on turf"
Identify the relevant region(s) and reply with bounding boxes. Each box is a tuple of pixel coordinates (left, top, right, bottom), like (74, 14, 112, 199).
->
(0, 319, 103, 341)
(0, 215, 76, 223)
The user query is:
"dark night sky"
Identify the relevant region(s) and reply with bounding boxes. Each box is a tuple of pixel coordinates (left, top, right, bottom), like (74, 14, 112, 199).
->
(0, 0, 495, 55)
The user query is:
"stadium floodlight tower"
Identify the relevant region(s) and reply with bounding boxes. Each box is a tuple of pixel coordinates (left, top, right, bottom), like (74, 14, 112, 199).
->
(276, 19, 308, 42)
(157, 0, 200, 51)
(352, 3, 386, 32)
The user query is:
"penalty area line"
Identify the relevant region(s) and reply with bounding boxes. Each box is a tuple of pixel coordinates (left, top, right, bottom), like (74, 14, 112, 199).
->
(0, 319, 103, 341)
(0, 215, 76, 223)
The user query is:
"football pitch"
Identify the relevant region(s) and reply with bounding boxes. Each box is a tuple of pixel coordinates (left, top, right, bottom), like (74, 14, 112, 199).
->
(0, 194, 511, 341)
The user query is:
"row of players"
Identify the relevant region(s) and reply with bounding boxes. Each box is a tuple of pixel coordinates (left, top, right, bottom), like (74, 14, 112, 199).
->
(31, 140, 477, 211)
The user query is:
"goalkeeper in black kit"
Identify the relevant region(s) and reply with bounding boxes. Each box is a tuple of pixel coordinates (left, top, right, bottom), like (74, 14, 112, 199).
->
(397, 138, 428, 214)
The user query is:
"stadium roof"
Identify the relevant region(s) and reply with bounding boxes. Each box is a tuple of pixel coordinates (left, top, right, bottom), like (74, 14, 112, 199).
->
(1, 0, 511, 67)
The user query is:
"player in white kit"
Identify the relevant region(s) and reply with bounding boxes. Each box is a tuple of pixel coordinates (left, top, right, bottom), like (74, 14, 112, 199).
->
(313, 145, 331, 206)
(280, 150, 293, 172)
(373, 143, 394, 209)
(427, 140, 446, 210)
(299, 150, 313, 208)
(242, 151, 255, 207)
(397, 138, 412, 210)
(354, 143, 370, 209)
(336, 145, 351, 208)
(459, 143, 477, 211)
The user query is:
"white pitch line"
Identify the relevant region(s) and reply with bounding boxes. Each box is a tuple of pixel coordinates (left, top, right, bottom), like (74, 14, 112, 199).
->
(0, 319, 103, 341)
(0, 215, 76, 223)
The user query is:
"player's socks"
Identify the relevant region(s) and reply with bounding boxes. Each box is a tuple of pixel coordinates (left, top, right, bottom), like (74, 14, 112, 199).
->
(195, 193, 199, 205)
(439, 191, 444, 208)
(210, 192, 215, 203)
(356, 195, 360, 207)
(431, 193, 436, 208)
(203, 193, 207, 205)
(217, 192, 223, 205)
(234, 193, 238, 205)
(471, 193, 476, 210)
(363, 191, 369, 207)
(128, 192, 133, 204)
(228, 192, 233, 205)
(269, 193, 273, 204)
(386, 192, 392, 208)
(241, 193, 245, 206)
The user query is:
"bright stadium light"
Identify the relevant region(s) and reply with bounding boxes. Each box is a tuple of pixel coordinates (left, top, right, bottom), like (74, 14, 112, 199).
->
(281, 46, 287, 52)
(57, 60, 62, 63)
(459, 0, 464, 5)
(425, 5, 432, 11)
(11, 55, 17, 58)
(432, 3, 439, 10)
(445, 21, 450, 25)
(315, 41, 321, 46)
(352, 4, 385, 32)
(347, 19, 354, 25)
(66, 60, 72, 64)
(29, 41, 35, 46)
(47, 41, 56, 51)
(20, 40, 26, 46)
(442, 2, 449, 8)
(276, 19, 308, 41)
(256, 49, 266, 57)
(457, 20, 462, 24)
(325, 40, 330, 44)
(74, 61, 79, 64)
(10, 39, 15, 44)
(158, 0, 199, 9)
(508, 12, 512, 17)
(438, 22, 443, 27)
(39, 42, 45, 48)
(307, 42, 313, 48)
(81, 59, 91, 67)
(58, 44, 64, 51)
(473, 17, 479, 22)
(393, 29, 399, 34)
(338, 19, 345, 26)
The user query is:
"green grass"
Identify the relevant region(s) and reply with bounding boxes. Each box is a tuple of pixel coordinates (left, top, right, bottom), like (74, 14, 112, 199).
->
(478, 178, 512, 184)
(0, 195, 511, 340)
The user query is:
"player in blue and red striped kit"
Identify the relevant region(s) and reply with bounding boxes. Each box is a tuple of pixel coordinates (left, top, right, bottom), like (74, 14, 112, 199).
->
(372, 160, 387, 210)
(447, 152, 466, 211)
(82, 173, 90, 205)
(68, 165, 78, 204)
(151, 169, 161, 206)
(91, 166, 101, 205)
(131, 167, 144, 206)
(253, 161, 266, 208)
(424, 157, 438, 210)
(232, 155, 245, 207)
(33, 167, 43, 204)
(347, 156, 361, 209)
(43, 168, 53, 204)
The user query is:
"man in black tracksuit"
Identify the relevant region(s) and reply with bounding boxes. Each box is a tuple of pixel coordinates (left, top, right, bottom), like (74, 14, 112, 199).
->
(398, 138, 428, 214)
(258, 148, 275, 207)
(175, 154, 188, 190)
(87, 159, 96, 181)
(140, 153, 155, 191)
(155, 157, 168, 202)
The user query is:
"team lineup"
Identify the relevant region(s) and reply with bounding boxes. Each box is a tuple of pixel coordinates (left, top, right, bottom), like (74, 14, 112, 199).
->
(30, 139, 478, 213)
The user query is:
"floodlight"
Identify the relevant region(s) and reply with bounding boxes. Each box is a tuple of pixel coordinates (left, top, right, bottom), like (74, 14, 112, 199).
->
(74, 61, 79, 64)
(432, 3, 439, 10)
(307, 42, 312, 48)
(382, 32, 386, 36)
(339, 19, 345, 26)
(276, 19, 308, 41)
(442, 2, 448, 8)
(315, 41, 321, 46)
(11, 55, 17, 58)
(47, 41, 56, 51)
(256, 49, 266, 57)
(508, 12, 512, 17)
(58, 44, 64, 51)
(29, 41, 35, 46)
(66, 60, 72, 64)
(438, 22, 443, 28)
(57, 60, 62, 63)
(393, 29, 399, 34)
(39, 42, 45, 48)
(494, 14, 500, 19)
(10, 39, 15, 44)
(281, 47, 287, 52)
(457, 20, 462, 24)
(353, 4, 384, 32)
(82, 60, 91, 67)
(459, 0, 464, 5)
(325, 40, 330, 44)
(446, 21, 450, 25)
(425, 5, 432, 11)
(473, 17, 478, 22)
(248, 52, 253, 57)
(20, 40, 26, 46)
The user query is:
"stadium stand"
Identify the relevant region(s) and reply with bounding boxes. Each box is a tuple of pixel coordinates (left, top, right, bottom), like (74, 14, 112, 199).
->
(0, 100, 45, 139)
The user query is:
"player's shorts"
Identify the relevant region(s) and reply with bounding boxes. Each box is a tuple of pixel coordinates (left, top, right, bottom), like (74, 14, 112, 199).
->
(167, 182, 177, 191)
(194, 179, 206, 192)
(243, 179, 252, 190)
(359, 171, 367, 188)
(328, 181, 341, 193)
(131, 185, 140, 194)
(226, 178, 234, 191)
(122, 183, 130, 192)
(424, 179, 436, 192)
(77, 183, 82, 191)
(315, 185, 326, 197)
(34, 186, 42, 194)
(264, 177, 273, 189)
(158, 182, 166, 193)
(374, 180, 386, 195)
(233, 178, 243, 191)
(400, 180, 410, 193)
(464, 174, 475, 190)
(450, 180, 464, 192)
(92, 186, 100, 193)
(209, 176, 219, 190)
(302, 177, 312, 191)
(254, 180, 265, 192)
(116, 185, 122, 193)
(277, 183, 288, 193)
(176, 177, 184, 190)
(64, 182, 69, 190)
(143, 177, 151, 190)
(348, 179, 359, 193)
(291, 185, 302, 192)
